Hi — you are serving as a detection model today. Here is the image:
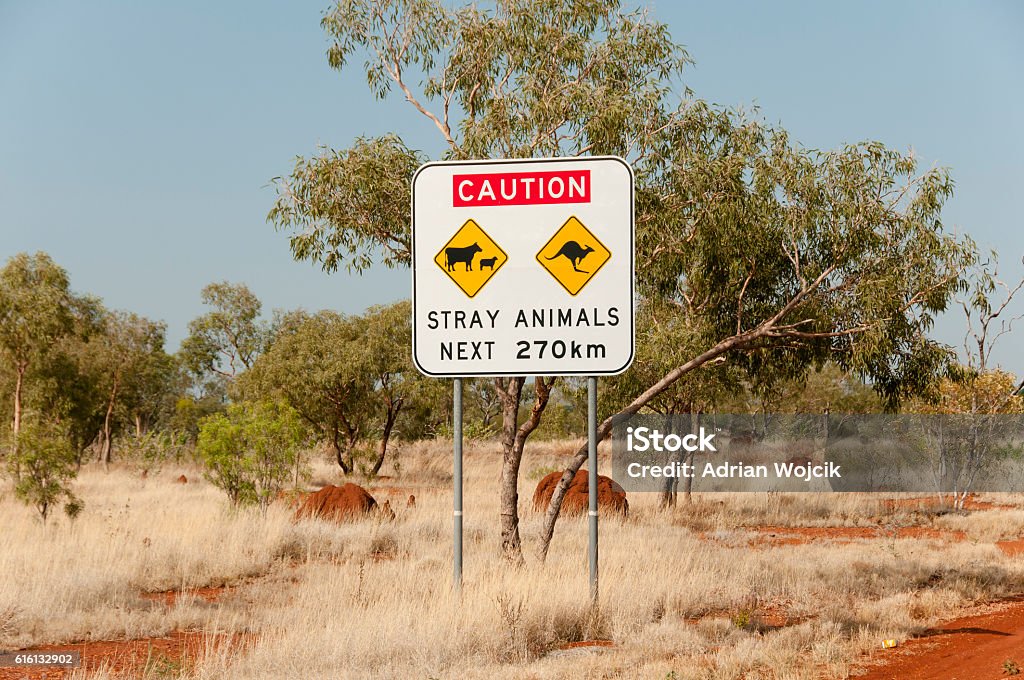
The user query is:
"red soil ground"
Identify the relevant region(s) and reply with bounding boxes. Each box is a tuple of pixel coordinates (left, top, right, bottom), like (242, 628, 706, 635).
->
(138, 585, 229, 607)
(997, 539, 1024, 557)
(0, 630, 253, 680)
(856, 597, 1024, 680)
(752, 525, 966, 547)
(556, 639, 615, 650)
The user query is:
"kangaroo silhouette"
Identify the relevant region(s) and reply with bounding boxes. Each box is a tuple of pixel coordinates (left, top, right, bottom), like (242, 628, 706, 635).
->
(546, 240, 594, 273)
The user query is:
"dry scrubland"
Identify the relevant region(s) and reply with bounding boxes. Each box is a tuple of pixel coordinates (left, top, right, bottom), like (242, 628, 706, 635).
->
(4, 440, 1024, 679)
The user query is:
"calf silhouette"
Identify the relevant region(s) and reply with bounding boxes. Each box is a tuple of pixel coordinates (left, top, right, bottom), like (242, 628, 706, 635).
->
(479, 256, 498, 270)
(445, 242, 482, 271)
(546, 240, 595, 273)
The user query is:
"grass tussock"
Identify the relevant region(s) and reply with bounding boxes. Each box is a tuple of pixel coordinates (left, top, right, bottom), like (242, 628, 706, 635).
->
(3, 439, 1024, 679)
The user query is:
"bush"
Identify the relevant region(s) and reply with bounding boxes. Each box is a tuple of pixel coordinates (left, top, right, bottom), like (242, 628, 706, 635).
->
(8, 420, 81, 523)
(197, 400, 306, 512)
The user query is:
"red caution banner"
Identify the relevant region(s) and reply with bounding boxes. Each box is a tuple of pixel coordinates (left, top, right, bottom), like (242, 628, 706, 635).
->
(452, 169, 590, 207)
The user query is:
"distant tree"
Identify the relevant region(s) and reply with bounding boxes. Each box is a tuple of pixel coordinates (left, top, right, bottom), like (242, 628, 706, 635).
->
(87, 311, 169, 466)
(8, 419, 82, 523)
(466, 379, 502, 433)
(359, 301, 428, 474)
(180, 282, 268, 386)
(238, 310, 368, 474)
(239, 302, 428, 476)
(0, 253, 81, 462)
(117, 347, 180, 441)
(597, 300, 742, 506)
(197, 400, 306, 512)
(957, 252, 1024, 378)
(910, 253, 1024, 507)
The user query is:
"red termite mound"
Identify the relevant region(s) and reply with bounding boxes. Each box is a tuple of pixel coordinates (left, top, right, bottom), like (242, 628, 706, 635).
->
(533, 470, 628, 516)
(294, 483, 381, 522)
(176, 475, 188, 484)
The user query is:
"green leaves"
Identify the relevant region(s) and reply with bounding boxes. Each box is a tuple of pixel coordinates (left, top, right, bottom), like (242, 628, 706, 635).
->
(9, 419, 80, 523)
(197, 400, 306, 510)
(272, 1, 692, 273)
(269, 135, 424, 273)
(179, 281, 269, 380)
(283, 2, 976, 414)
(634, 105, 974, 409)
(236, 301, 429, 473)
(0, 252, 79, 369)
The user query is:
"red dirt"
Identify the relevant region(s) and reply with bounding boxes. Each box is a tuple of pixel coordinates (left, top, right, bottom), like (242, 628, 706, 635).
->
(856, 597, 1024, 680)
(997, 539, 1024, 557)
(556, 639, 615, 650)
(0, 630, 253, 680)
(294, 483, 380, 522)
(175, 474, 188, 484)
(139, 585, 230, 607)
(532, 470, 628, 516)
(751, 525, 966, 547)
(882, 495, 1017, 512)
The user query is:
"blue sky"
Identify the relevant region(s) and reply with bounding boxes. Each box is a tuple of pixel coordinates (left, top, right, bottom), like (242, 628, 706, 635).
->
(1, 1, 1022, 372)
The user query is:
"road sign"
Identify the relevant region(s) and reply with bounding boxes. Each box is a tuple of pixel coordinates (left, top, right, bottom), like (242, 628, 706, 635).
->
(412, 157, 634, 377)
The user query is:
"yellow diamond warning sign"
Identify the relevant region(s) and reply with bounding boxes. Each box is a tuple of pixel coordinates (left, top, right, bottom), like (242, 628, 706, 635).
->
(433, 219, 508, 298)
(536, 216, 611, 296)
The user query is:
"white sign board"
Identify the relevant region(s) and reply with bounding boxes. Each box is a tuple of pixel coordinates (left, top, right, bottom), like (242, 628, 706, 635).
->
(411, 157, 634, 377)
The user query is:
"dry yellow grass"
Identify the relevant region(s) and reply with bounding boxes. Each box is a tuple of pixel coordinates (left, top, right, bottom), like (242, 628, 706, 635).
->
(4, 439, 1024, 679)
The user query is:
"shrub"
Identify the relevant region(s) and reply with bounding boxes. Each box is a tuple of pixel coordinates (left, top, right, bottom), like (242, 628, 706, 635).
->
(197, 400, 306, 512)
(8, 420, 81, 523)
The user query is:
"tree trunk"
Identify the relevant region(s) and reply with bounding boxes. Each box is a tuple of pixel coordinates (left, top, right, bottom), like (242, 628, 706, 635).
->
(684, 409, 699, 504)
(371, 398, 403, 477)
(683, 449, 695, 504)
(497, 377, 526, 566)
(11, 363, 25, 479)
(537, 333, 758, 562)
(12, 364, 24, 439)
(660, 476, 678, 508)
(496, 376, 554, 566)
(102, 375, 120, 468)
(331, 427, 352, 475)
(658, 410, 682, 510)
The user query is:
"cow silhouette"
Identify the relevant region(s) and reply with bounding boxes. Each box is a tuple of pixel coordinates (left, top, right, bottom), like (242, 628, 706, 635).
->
(546, 240, 595, 273)
(445, 242, 482, 271)
(479, 256, 498, 270)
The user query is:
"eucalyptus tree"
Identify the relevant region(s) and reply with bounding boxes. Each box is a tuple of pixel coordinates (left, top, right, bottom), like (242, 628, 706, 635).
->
(0, 252, 97, 467)
(238, 302, 424, 475)
(180, 282, 269, 388)
(88, 311, 169, 465)
(270, 0, 974, 563)
(238, 310, 367, 473)
(536, 107, 972, 558)
(908, 252, 1024, 507)
(272, 0, 689, 564)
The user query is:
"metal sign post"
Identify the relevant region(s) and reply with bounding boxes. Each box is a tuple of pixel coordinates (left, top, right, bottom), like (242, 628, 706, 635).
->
(453, 377, 463, 591)
(588, 376, 599, 602)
